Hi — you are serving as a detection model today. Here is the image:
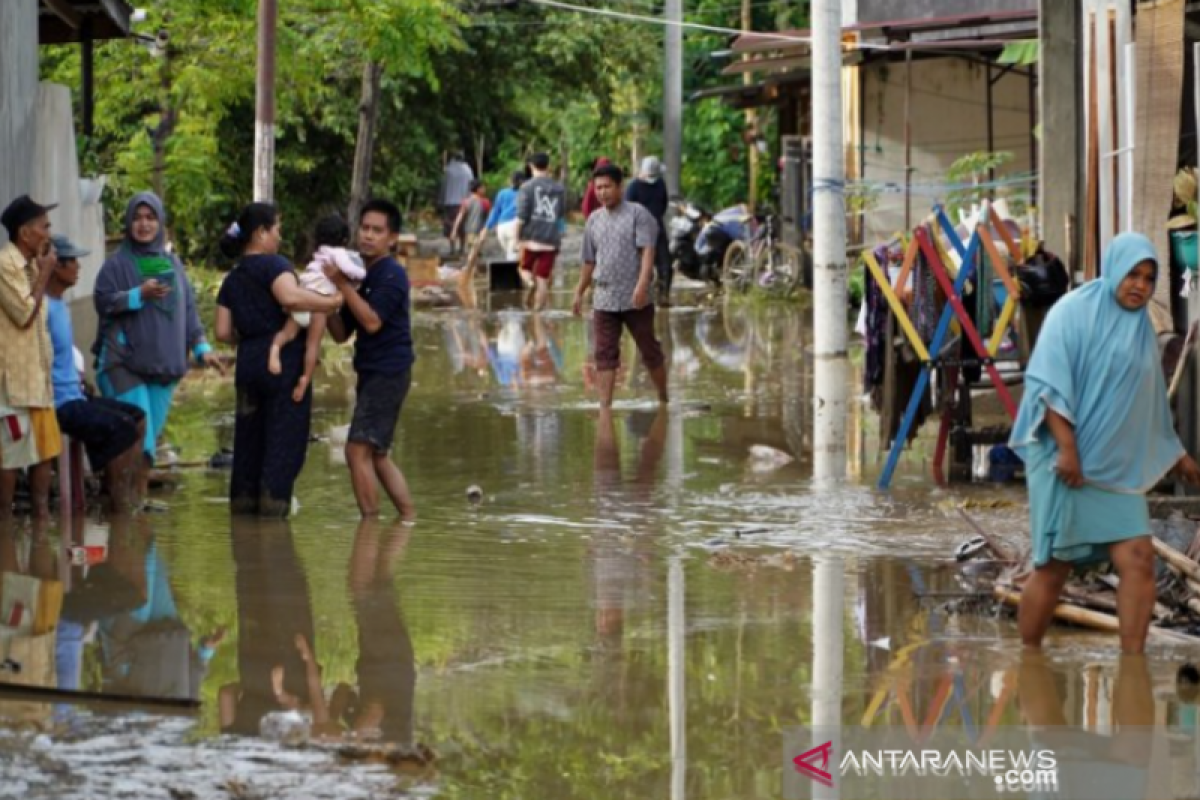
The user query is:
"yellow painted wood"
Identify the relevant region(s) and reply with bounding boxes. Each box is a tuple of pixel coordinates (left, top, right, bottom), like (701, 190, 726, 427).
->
(863, 250, 931, 362)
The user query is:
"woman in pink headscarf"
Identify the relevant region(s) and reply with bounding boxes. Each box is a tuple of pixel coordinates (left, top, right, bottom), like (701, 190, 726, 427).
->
(581, 157, 612, 218)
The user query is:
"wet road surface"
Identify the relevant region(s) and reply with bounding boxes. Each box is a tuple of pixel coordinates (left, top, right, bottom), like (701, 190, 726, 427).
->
(0, 293, 1196, 799)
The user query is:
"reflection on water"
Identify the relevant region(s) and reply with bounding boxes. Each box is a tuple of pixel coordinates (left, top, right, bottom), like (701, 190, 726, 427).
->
(0, 298, 1194, 797)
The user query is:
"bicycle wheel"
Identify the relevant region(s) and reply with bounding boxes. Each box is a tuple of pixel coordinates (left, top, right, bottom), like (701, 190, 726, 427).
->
(756, 243, 804, 297)
(722, 241, 754, 293)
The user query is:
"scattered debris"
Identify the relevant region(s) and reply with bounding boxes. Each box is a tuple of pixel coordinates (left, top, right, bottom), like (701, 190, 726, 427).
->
(708, 550, 798, 573)
(208, 448, 234, 470)
(937, 498, 1017, 512)
(733, 527, 768, 539)
(979, 515, 1200, 644)
(746, 445, 794, 473)
(954, 535, 989, 562)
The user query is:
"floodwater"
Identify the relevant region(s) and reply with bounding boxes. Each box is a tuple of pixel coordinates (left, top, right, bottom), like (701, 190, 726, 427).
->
(0, 291, 1196, 800)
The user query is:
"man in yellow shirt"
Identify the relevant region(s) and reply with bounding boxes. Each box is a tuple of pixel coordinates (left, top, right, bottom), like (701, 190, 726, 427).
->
(0, 196, 63, 519)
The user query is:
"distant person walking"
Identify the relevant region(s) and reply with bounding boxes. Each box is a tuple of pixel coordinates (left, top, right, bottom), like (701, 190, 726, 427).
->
(572, 163, 668, 408)
(450, 180, 490, 281)
(517, 152, 567, 313)
(486, 170, 526, 261)
(1011, 233, 1200, 654)
(625, 156, 672, 306)
(582, 157, 612, 219)
(325, 199, 417, 520)
(439, 152, 474, 257)
(215, 203, 343, 517)
(46, 233, 146, 514)
(93, 192, 222, 507)
(0, 195, 61, 519)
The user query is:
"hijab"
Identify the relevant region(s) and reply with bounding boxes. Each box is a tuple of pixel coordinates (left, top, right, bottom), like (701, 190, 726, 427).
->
(121, 192, 176, 312)
(123, 192, 169, 257)
(1009, 232, 1183, 492)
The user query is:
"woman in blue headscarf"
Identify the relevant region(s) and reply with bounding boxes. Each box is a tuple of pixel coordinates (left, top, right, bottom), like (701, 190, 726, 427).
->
(93, 193, 224, 507)
(1011, 232, 1200, 654)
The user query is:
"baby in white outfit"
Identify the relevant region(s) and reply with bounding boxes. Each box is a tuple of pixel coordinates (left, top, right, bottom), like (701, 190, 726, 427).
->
(270, 217, 367, 402)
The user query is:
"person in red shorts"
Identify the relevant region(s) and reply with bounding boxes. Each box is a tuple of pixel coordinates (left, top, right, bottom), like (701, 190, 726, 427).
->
(516, 152, 566, 313)
(572, 163, 669, 409)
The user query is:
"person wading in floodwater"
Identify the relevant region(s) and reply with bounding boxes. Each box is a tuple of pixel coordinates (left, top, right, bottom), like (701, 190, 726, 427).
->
(325, 199, 416, 520)
(1010, 232, 1200, 654)
(516, 152, 566, 313)
(572, 163, 668, 409)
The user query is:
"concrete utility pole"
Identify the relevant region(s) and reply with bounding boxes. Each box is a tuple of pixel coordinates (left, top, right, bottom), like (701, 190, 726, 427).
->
(742, 0, 759, 211)
(812, 0, 847, 357)
(253, 0, 277, 203)
(663, 0, 683, 197)
(811, 556, 844, 800)
(812, 0, 849, 484)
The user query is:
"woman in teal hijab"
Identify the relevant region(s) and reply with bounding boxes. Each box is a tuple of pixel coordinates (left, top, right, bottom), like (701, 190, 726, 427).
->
(1011, 232, 1200, 653)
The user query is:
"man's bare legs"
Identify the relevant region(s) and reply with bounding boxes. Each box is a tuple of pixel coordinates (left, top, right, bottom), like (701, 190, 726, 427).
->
(0, 470, 16, 519)
(596, 369, 618, 409)
(104, 440, 143, 515)
(345, 441, 414, 520)
(28, 461, 52, 521)
(1018, 559, 1072, 650)
(374, 452, 415, 521)
(648, 364, 669, 405)
(345, 442, 379, 516)
(533, 276, 551, 313)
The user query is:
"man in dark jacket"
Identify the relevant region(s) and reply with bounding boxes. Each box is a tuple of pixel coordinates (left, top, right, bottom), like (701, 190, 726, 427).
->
(624, 156, 672, 306)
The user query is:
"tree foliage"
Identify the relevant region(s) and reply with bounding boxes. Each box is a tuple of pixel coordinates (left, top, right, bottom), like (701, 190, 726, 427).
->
(40, 0, 807, 260)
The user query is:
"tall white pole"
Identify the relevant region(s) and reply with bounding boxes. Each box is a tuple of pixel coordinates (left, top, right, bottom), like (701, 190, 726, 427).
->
(812, 0, 847, 357)
(668, 556, 686, 800)
(664, 0, 683, 198)
(812, 0, 849, 485)
(811, 556, 844, 800)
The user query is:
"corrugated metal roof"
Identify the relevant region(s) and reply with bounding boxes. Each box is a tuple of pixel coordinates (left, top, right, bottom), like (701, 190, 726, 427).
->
(40, 0, 134, 45)
(732, 7, 1038, 56)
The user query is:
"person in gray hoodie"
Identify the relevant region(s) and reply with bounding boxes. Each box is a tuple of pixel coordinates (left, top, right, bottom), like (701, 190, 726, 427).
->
(516, 152, 567, 312)
(93, 192, 224, 505)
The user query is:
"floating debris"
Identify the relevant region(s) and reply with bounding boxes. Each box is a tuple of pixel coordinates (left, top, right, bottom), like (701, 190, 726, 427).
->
(746, 445, 794, 473)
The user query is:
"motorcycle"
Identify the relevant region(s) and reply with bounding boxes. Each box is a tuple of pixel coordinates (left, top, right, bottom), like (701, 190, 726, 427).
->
(668, 203, 748, 288)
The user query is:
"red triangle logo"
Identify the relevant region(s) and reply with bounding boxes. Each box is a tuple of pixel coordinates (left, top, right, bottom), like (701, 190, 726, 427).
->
(793, 741, 833, 787)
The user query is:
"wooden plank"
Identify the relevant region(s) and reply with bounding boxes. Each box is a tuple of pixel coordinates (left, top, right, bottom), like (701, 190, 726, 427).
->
(892, 235, 919, 297)
(1095, 3, 1114, 254)
(1133, 0, 1187, 325)
(1115, 0, 1133, 231)
(993, 587, 1200, 644)
(1084, 8, 1100, 281)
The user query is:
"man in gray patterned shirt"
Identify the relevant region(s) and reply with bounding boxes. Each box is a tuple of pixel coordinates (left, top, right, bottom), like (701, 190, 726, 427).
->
(573, 163, 669, 408)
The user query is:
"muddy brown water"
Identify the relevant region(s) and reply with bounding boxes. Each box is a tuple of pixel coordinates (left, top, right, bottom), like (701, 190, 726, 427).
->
(0, 294, 1196, 799)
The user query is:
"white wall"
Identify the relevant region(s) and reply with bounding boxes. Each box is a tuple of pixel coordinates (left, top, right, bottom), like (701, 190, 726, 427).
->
(858, 57, 1034, 243)
(33, 83, 107, 301)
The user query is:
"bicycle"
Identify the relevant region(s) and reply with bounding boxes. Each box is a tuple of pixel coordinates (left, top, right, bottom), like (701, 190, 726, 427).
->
(721, 210, 804, 297)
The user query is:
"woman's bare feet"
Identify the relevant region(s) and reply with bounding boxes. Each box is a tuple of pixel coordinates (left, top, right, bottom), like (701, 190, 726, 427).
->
(292, 374, 311, 403)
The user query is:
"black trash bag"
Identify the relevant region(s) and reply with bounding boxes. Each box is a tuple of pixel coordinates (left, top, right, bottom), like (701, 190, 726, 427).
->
(1017, 247, 1070, 308)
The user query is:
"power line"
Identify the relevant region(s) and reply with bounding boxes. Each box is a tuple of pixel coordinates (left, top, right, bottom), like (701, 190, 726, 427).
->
(523, 0, 892, 50)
